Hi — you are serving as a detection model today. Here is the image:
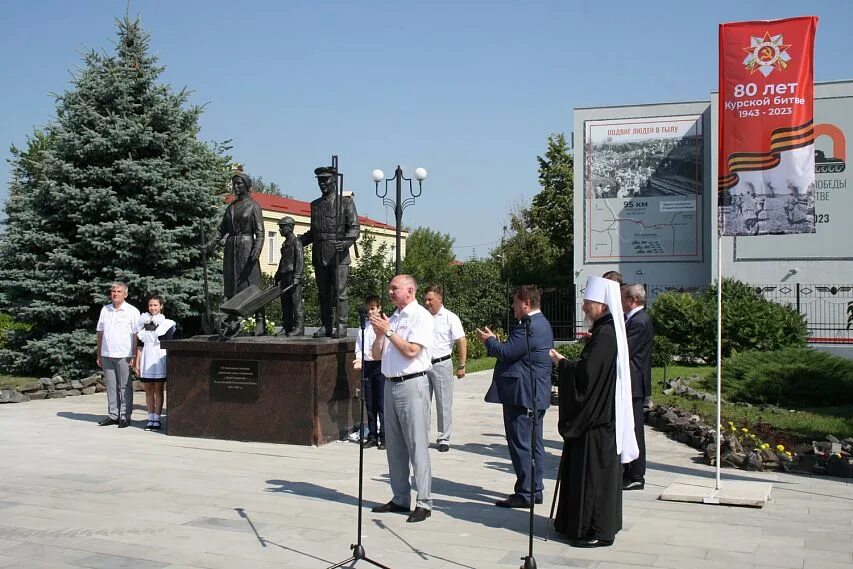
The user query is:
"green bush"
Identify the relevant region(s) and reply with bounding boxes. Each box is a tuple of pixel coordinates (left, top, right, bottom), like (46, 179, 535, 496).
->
(465, 330, 488, 360)
(709, 347, 853, 408)
(464, 328, 507, 360)
(651, 335, 675, 368)
(650, 278, 807, 363)
(551, 342, 583, 385)
(0, 313, 31, 350)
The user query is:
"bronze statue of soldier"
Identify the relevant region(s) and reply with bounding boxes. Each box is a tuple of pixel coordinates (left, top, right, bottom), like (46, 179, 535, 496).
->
(211, 171, 267, 335)
(274, 216, 305, 336)
(300, 166, 360, 338)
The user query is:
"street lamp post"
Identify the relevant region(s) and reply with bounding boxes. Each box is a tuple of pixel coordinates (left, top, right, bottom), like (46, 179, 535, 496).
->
(372, 165, 427, 275)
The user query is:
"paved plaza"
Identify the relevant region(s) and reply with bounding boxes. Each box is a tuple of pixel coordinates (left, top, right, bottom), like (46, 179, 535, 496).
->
(0, 369, 850, 569)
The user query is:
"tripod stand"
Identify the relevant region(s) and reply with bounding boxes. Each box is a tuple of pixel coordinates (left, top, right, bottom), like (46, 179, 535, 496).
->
(520, 315, 538, 569)
(327, 309, 391, 569)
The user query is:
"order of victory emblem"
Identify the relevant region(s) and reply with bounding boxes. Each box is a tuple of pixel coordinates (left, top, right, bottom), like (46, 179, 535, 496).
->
(742, 32, 792, 77)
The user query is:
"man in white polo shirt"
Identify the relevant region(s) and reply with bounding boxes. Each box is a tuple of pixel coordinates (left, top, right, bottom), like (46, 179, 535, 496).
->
(96, 282, 141, 428)
(369, 274, 434, 523)
(423, 284, 467, 453)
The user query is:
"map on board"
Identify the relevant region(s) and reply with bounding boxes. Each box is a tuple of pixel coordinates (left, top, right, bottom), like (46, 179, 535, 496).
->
(584, 115, 703, 262)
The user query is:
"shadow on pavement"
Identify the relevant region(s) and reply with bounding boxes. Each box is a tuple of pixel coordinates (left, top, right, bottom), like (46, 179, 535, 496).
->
(56, 411, 104, 423)
(264, 477, 559, 540)
(647, 460, 791, 484)
(233, 507, 334, 564)
(265, 479, 370, 509)
(453, 441, 561, 481)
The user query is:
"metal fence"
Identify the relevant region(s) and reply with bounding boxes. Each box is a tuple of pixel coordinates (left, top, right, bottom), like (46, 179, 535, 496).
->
(541, 283, 853, 343)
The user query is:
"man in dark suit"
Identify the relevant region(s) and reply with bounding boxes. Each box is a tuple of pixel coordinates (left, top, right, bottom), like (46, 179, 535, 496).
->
(621, 283, 654, 490)
(477, 285, 553, 508)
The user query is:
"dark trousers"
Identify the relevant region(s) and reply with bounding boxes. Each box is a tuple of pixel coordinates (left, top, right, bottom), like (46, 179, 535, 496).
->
(362, 360, 385, 442)
(502, 404, 546, 501)
(624, 397, 646, 482)
(279, 283, 304, 333)
(314, 262, 349, 332)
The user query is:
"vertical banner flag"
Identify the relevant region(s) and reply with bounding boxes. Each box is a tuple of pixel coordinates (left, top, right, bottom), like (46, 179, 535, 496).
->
(718, 16, 818, 236)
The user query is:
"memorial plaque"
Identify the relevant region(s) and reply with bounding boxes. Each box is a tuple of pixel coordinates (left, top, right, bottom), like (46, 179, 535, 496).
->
(210, 359, 260, 402)
(165, 336, 358, 445)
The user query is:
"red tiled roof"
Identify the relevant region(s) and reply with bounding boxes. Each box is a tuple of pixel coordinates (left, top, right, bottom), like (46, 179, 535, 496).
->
(228, 193, 398, 231)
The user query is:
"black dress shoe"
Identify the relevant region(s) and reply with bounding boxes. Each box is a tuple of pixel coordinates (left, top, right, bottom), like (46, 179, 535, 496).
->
(495, 495, 531, 508)
(569, 538, 613, 548)
(377, 441, 386, 450)
(534, 496, 543, 505)
(98, 417, 118, 426)
(371, 501, 410, 513)
(438, 443, 450, 452)
(623, 480, 645, 491)
(406, 507, 431, 523)
(362, 439, 378, 449)
(117, 420, 129, 428)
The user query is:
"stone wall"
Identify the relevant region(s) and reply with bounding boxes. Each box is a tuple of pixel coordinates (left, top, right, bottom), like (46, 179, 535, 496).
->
(0, 373, 105, 403)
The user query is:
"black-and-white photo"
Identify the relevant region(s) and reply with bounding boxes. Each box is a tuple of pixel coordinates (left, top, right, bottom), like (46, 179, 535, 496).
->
(585, 124, 703, 199)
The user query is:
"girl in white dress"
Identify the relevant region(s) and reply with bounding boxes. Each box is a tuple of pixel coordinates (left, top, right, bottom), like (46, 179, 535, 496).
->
(135, 295, 176, 431)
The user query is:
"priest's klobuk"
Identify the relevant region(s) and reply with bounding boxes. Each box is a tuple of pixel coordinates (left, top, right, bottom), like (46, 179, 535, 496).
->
(583, 276, 640, 463)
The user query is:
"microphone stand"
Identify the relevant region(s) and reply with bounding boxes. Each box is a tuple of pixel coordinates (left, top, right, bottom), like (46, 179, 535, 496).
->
(520, 316, 538, 569)
(326, 309, 391, 569)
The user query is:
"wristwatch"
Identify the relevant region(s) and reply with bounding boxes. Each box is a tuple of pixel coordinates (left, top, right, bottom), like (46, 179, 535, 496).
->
(384, 329, 393, 338)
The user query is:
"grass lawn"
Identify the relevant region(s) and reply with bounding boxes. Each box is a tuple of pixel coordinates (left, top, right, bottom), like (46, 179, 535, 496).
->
(653, 364, 853, 442)
(0, 374, 40, 390)
(466, 357, 496, 374)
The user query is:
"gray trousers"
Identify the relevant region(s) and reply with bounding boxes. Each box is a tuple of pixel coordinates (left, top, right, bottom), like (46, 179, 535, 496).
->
(384, 374, 432, 510)
(103, 357, 133, 421)
(427, 359, 454, 443)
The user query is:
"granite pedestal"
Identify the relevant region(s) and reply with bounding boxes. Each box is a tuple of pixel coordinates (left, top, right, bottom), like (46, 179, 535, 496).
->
(162, 336, 359, 445)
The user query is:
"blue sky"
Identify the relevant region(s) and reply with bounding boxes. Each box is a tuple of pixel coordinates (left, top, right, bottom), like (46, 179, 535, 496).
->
(2, 1, 852, 259)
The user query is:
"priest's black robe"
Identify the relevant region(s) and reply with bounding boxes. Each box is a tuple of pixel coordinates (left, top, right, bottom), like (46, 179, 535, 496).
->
(553, 313, 622, 542)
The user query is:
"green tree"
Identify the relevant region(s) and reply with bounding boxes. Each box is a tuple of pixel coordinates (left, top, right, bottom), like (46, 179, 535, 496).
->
(494, 133, 574, 287)
(443, 258, 507, 360)
(0, 17, 230, 377)
(401, 227, 455, 287)
(495, 212, 562, 286)
(347, 232, 394, 320)
(250, 176, 288, 197)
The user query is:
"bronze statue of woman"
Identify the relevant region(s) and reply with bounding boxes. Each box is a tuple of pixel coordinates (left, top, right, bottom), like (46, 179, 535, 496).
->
(212, 171, 266, 334)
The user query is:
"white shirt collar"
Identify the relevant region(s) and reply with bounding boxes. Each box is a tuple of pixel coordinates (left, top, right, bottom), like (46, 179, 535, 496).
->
(625, 306, 644, 321)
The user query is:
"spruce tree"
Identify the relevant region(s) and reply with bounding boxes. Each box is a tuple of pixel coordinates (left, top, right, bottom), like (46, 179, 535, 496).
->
(0, 17, 230, 377)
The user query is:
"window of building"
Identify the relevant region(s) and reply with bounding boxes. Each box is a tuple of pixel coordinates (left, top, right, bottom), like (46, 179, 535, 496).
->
(267, 231, 277, 264)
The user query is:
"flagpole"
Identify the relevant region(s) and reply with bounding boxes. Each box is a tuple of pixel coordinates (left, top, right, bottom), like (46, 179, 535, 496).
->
(715, 232, 722, 491)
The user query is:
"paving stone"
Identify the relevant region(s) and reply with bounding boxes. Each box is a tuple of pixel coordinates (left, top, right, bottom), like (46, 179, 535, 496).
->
(0, 542, 90, 564)
(73, 553, 169, 569)
(803, 560, 853, 569)
(0, 371, 849, 569)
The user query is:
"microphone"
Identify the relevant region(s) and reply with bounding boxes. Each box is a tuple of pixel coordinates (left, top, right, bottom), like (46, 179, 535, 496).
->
(358, 307, 368, 326)
(521, 314, 532, 336)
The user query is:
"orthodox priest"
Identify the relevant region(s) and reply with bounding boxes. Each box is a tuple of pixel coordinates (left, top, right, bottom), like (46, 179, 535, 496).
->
(549, 276, 638, 548)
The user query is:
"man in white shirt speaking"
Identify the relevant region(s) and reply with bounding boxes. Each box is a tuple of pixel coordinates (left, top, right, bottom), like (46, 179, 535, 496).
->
(369, 274, 435, 523)
(423, 284, 467, 452)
